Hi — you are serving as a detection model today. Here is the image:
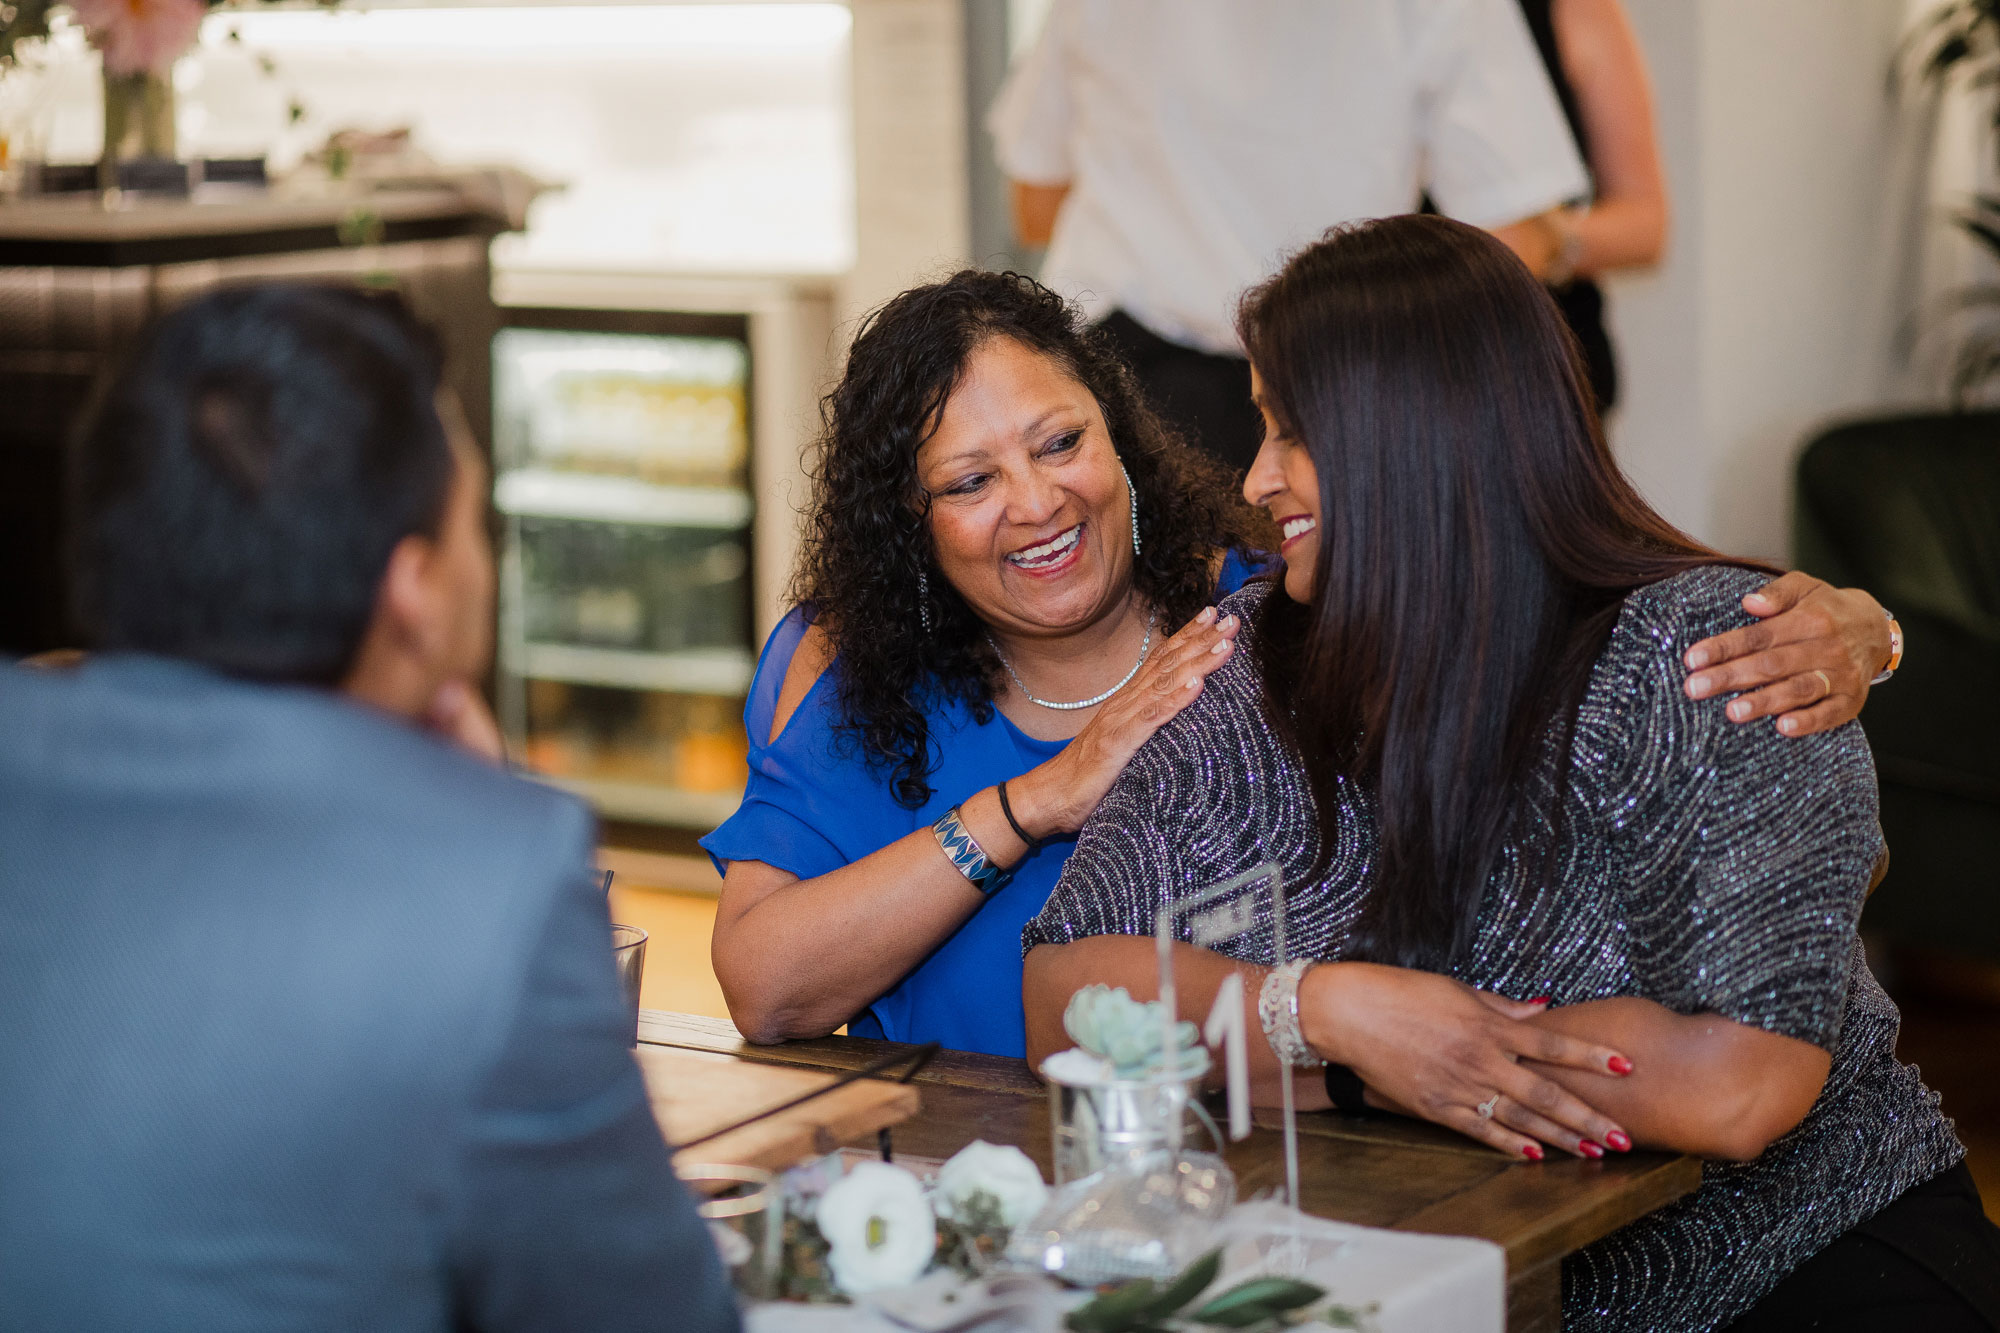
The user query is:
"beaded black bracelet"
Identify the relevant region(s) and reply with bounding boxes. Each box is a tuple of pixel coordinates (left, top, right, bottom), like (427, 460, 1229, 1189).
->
(995, 779, 1043, 854)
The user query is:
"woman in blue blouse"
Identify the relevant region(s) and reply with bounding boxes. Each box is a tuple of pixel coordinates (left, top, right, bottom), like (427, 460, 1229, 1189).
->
(706, 271, 1266, 1057)
(703, 269, 1898, 1059)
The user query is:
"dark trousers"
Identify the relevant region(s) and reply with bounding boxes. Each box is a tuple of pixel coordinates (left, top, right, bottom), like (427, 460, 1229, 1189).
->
(1724, 1163, 2000, 1331)
(1094, 310, 1263, 475)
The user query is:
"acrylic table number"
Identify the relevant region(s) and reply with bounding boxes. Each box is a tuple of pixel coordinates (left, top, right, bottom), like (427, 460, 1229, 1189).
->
(1155, 861, 1302, 1209)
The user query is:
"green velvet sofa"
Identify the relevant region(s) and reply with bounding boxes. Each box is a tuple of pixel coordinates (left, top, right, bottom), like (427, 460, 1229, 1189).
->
(1795, 411, 2000, 963)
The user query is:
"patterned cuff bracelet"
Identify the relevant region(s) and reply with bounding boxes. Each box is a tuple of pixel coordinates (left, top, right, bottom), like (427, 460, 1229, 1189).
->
(932, 804, 1012, 897)
(1257, 959, 1325, 1069)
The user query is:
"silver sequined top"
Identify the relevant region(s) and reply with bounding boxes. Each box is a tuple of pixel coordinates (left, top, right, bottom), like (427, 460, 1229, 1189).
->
(1024, 568, 1962, 1333)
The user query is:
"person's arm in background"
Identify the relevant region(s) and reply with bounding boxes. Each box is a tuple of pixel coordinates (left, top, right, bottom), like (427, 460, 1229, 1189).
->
(444, 803, 739, 1333)
(990, 2, 1075, 252)
(1417, 0, 1589, 279)
(1011, 181, 1071, 250)
(1544, 0, 1668, 277)
(1487, 211, 1566, 278)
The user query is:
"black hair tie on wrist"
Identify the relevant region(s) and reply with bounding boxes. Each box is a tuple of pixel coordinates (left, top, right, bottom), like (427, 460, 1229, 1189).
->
(995, 779, 1043, 855)
(1324, 1061, 1371, 1115)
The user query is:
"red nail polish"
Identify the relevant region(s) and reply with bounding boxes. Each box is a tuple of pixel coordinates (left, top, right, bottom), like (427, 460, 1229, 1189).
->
(1607, 1130, 1632, 1152)
(1529, 995, 1552, 1006)
(1608, 1056, 1633, 1075)
(1580, 1140, 1604, 1159)
(1522, 1143, 1543, 1161)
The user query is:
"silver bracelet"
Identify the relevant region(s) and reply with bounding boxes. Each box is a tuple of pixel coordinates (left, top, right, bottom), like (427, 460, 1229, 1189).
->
(1257, 960, 1325, 1069)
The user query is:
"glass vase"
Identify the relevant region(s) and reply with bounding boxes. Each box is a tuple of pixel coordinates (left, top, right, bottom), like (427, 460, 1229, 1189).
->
(99, 67, 177, 192)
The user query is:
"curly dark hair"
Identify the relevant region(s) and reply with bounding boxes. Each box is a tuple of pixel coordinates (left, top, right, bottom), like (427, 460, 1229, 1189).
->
(795, 269, 1265, 809)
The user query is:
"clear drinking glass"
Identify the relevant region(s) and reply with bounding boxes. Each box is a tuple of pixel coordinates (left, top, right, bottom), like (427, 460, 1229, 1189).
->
(676, 1162, 783, 1300)
(611, 923, 647, 1043)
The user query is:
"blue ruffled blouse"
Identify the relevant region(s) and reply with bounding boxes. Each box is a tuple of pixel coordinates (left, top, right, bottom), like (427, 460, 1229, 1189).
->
(701, 549, 1269, 1057)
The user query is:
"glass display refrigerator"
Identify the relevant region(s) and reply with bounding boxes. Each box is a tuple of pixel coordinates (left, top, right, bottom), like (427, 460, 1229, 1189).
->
(492, 309, 756, 831)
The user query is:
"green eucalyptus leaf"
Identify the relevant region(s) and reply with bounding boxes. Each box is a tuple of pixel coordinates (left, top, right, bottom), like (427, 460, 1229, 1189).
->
(1064, 1277, 1159, 1333)
(1189, 1277, 1326, 1327)
(1135, 1249, 1223, 1320)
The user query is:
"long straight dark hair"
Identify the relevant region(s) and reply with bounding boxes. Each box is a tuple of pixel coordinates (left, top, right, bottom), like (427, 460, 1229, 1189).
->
(1240, 216, 1772, 972)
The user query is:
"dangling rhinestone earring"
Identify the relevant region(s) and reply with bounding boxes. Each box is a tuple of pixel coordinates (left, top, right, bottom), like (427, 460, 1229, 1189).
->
(918, 567, 932, 635)
(1120, 462, 1142, 556)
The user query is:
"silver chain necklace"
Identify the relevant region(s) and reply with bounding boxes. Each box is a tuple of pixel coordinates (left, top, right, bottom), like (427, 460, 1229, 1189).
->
(988, 610, 1158, 711)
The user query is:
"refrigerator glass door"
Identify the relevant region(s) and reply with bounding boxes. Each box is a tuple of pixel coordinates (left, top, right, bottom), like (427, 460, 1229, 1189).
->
(493, 325, 753, 829)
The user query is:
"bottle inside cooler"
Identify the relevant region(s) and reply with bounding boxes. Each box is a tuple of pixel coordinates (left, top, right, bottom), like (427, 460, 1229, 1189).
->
(519, 518, 750, 654)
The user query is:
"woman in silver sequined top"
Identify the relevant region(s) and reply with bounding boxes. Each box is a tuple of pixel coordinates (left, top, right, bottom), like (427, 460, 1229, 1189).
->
(1021, 216, 1998, 1332)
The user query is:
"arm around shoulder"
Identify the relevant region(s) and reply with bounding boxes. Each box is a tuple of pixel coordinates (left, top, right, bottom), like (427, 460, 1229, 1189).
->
(1525, 572, 1876, 1162)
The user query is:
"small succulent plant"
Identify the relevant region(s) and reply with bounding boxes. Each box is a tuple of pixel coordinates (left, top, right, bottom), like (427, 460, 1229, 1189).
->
(1063, 985, 1203, 1078)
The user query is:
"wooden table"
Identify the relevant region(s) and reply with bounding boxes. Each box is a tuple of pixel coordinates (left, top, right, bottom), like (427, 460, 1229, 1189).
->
(640, 1010, 1701, 1333)
(639, 1045, 918, 1175)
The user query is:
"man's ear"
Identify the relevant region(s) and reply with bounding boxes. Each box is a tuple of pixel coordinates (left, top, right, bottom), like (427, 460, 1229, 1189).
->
(373, 532, 444, 662)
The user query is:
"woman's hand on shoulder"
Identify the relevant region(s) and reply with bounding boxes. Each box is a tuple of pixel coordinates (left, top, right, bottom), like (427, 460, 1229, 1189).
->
(1299, 963, 1635, 1160)
(1682, 572, 1889, 738)
(1008, 606, 1241, 838)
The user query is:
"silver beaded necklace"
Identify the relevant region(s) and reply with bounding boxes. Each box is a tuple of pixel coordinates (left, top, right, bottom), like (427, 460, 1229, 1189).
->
(987, 609, 1158, 711)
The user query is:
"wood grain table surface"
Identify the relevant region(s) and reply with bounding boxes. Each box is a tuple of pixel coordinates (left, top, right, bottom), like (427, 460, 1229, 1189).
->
(639, 1009, 1703, 1333)
(638, 1045, 919, 1177)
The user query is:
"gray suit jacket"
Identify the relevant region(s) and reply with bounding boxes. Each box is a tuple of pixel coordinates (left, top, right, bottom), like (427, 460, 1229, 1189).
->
(0, 656, 740, 1332)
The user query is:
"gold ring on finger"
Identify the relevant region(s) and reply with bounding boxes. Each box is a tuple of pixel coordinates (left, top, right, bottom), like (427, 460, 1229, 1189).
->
(1476, 1093, 1500, 1120)
(1812, 669, 1832, 701)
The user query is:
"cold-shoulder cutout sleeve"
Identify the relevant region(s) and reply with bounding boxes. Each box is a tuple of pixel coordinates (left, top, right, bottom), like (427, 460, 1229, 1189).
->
(1591, 567, 1885, 1051)
(701, 607, 850, 883)
(770, 620, 836, 746)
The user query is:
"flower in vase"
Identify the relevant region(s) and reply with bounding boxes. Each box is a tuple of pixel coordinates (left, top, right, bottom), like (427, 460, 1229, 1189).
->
(935, 1141, 1048, 1229)
(815, 1161, 935, 1295)
(69, 0, 207, 76)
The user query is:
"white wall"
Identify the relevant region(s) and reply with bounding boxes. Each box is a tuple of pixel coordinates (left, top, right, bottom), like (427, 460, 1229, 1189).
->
(1610, 0, 1918, 562)
(843, 0, 972, 326)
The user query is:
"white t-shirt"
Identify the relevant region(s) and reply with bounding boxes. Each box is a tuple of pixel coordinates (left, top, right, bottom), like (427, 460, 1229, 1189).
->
(988, 0, 1590, 354)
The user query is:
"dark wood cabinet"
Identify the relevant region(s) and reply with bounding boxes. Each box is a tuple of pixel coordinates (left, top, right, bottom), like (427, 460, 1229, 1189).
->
(0, 192, 504, 656)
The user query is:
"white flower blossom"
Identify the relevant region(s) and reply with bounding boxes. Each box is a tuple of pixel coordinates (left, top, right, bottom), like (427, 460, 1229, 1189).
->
(935, 1141, 1050, 1229)
(816, 1161, 936, 1294)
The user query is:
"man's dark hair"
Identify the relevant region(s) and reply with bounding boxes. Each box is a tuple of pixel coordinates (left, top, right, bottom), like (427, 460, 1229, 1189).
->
(70, 283, 454, 685)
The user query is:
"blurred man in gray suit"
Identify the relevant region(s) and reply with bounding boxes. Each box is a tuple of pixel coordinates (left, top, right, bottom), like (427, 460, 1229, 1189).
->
(0, 285, 739, 1332)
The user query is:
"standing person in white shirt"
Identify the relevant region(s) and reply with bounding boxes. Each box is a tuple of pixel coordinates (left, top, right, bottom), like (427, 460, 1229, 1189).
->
(989, 0, 1591, 472)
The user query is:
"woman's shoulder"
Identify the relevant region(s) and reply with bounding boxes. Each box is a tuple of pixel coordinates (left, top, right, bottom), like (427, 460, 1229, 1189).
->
(1216, 575, 1277, 625)
(745, 606, 841, 753)
(769, 617, 837, 748)
(1613, 564, 1770, 654)
(1589, 565, 1769, 717)
(1149, 580, 1278, 751)
(1585, 565, 1876, 797)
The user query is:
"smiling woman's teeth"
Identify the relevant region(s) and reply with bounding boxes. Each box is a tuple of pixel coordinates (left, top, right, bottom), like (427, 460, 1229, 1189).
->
(1283, 516, 1317, 542)
(1007, 524, 1082, 569)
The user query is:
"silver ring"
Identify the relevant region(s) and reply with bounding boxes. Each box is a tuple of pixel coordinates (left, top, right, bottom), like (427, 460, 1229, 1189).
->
(1476, 1093, 1500, 1120)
